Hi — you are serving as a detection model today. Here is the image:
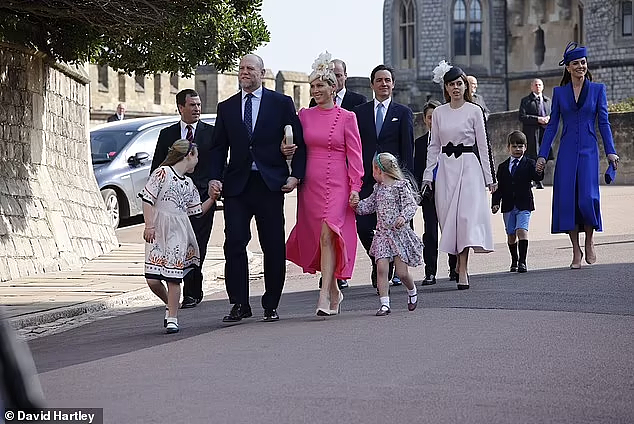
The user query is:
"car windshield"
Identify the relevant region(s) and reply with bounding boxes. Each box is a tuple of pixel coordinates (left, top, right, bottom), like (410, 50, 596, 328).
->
(90, 130, 137, 164)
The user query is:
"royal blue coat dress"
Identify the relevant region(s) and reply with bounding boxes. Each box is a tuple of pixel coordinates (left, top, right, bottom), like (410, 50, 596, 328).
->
(539, 80, 617, 233)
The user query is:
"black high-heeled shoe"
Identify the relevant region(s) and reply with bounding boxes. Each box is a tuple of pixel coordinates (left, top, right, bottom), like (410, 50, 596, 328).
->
(457, 273, 470, 290)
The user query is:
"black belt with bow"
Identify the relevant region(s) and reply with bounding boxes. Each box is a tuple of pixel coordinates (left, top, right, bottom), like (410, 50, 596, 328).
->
(442, 142, 476, 158)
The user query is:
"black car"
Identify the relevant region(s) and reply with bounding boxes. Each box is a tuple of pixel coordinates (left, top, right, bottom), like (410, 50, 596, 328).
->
(90, 114, 216, 228)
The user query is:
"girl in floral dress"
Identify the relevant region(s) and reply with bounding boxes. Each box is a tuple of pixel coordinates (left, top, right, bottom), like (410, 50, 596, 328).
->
(351, 152, 423, 316)
(140, 139, 217, 333)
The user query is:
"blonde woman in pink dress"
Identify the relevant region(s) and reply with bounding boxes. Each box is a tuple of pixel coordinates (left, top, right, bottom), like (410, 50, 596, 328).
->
(285, 52, 364, 316)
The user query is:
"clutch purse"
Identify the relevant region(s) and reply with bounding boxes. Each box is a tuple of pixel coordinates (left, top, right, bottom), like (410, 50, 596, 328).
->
(604, 162, 617, 184)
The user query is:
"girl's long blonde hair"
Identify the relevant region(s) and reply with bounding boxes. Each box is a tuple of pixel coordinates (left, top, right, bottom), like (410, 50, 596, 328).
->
(160, 139, 197, 167)
(374, 152, 421, 204)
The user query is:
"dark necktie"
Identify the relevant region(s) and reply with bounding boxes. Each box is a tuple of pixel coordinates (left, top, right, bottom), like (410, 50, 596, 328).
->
(511, 158, 519, 176)
(186, 125, 194, 142)
(244, 93, 254, 138)
(375, 103, 385, 137)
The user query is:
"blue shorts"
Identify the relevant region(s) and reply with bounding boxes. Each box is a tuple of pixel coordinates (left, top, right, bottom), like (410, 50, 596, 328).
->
(503, 208, 531, 235)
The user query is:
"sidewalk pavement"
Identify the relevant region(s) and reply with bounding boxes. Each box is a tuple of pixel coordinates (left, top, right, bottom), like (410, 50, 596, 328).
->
(2, 242, 263, 337)
(2, 185, 634, 338)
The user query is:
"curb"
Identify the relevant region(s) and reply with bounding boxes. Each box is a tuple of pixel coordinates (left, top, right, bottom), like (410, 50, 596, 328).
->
(9, 252, 264, 332)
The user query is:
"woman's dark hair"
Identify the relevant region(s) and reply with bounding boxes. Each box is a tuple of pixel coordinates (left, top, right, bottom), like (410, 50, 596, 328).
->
(423, 99, 441, 115)
(443, 74, 473, 103)
(560, 66, 593, 86)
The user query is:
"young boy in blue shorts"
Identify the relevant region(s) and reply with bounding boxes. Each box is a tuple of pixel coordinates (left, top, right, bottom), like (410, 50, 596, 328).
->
(492, 131, 544, 273)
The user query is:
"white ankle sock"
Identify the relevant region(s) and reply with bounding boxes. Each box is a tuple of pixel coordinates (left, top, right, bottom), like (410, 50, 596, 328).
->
(407, 287, 417, 303)
(380, 297, 390, 308)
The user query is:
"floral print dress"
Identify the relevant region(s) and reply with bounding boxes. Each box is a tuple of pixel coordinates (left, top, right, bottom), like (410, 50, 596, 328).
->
(139, 166, 203, 282)
(356, 180, 423, 267)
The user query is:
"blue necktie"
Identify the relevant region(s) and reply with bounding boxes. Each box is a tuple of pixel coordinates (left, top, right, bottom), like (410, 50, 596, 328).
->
(244, 93, 254, 138)
(375, 103, 385, 137)
(538, 96, 546, 116)
(511, 158, 519, 176)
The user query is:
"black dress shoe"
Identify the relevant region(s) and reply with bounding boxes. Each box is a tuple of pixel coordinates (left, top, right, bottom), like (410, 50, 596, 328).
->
(318, 277, 322, 289)
(510, 262, 518, 272)
(449, 270, 458, 281)
(222, 304, 252, 322)
(262, 309, 279, 322)
(421, 275, 436, 286)
(535, 181, 544, 189)
(518, 262, 527, 273)
(181, 296, 198, 309)
(337, 279, 348, 289)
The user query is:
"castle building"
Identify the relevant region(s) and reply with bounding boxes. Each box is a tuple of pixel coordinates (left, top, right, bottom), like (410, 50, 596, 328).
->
(383, 0, 634, 111)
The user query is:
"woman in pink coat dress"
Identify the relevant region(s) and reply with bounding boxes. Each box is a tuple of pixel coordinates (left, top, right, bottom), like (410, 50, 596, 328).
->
(285, 52, 364, 316)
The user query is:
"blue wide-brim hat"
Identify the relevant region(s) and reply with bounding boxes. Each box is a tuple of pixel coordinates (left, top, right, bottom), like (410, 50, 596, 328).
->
(443, 66, 465, 83)
(559, 42, 588, 66)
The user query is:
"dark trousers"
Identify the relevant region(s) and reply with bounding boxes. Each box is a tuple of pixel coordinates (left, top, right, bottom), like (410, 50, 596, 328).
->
(223, 172, 286, 310)
(421, 197, 439, 277)
(421, 190, 457, 277)
(182, 201, 215, 301)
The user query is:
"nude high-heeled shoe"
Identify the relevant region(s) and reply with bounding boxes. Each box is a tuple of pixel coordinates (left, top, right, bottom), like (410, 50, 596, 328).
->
(316, 294, 331, 316)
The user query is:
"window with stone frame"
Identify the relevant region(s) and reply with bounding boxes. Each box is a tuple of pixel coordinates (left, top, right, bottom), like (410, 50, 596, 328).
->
(97, 65, 109, 92)
(135, 73, 145, 92)
(623, 1, 633, 36)
(398, 0, 416, 69)
(452, 0, 485, 67)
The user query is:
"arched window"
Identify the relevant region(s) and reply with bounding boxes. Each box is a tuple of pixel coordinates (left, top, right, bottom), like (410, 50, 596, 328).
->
(399, 0, 416, 69)
(453, 0, 483, 59)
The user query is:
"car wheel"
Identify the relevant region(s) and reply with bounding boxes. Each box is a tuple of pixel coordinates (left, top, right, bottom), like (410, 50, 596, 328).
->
(101, 188, 120, 228)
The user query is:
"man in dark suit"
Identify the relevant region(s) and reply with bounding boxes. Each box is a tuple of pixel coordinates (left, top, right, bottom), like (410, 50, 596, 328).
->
(492, 131, 544, 273)
(209, 54, 306, 323)
(467, 76, 490, 120)
(519, 78, 553, 189)
(107, 103, 126, 122)
(354, 64, 414, 289)
(150, 89, 215, 308)
(309, 59, 367, 111)
(310, 58, 366, 290)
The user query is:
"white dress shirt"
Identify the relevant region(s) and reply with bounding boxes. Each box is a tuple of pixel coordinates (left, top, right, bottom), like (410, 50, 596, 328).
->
(373, 97, 392, 124)
(509, 156, 523, 173)
(180, 120, 199, 140)
(335, 88, 347, 107)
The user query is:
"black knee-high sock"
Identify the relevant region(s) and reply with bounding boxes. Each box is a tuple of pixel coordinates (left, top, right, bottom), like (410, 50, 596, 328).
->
(518, 240, 528, 264)
(508, 243, 518, 264)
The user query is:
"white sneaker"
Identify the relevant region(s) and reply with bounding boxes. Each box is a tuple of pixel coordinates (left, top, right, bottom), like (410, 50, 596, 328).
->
(165, 317, 179, 334)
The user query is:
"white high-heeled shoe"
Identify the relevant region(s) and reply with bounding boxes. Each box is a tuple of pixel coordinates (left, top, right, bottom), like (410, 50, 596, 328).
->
(329, 291, 343, 315)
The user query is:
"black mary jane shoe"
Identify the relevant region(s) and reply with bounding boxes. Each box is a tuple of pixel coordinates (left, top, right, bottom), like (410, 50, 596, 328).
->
(421, 275, 437, 286)
(517, 263, 527, 273)
(375, 305, 391, 316)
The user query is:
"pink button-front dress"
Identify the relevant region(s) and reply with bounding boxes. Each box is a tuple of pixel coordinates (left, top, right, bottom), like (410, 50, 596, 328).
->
(286, 105, 364, 279)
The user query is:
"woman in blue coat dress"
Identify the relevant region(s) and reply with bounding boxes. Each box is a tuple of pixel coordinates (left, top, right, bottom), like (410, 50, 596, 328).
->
(536, 43, 619, 269)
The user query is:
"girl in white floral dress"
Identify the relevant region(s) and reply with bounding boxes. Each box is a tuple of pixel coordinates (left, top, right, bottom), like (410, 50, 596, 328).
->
(352, 152, 423, 316)
(140, 139, 217, 333)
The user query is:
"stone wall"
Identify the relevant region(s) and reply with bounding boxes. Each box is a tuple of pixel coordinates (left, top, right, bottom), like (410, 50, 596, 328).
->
(413, 109, 634, 185)
(0, 43, 118, 282)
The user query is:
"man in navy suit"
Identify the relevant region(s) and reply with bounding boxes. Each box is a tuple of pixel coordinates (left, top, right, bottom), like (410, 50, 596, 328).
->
(151, 89, 215, 308)
(209, 54, 306, 323)
(354, 64, 414, 289)
(309, 59, 367, 111)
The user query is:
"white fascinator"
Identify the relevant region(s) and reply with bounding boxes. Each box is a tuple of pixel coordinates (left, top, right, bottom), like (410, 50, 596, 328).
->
(432, 60, 452, 84)
(309, 51, 336, 83)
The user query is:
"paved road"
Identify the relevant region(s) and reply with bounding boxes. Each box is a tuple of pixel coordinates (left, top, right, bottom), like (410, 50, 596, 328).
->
(27, 232, 634, 423)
